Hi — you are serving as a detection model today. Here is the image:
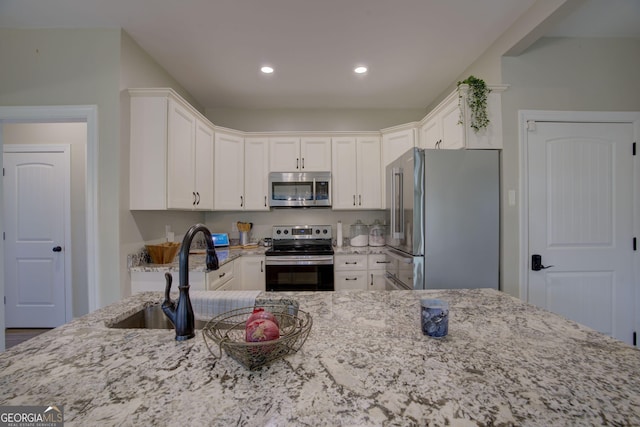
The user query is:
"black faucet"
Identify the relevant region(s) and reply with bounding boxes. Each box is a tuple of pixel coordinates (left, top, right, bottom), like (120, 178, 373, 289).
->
(162, 223, 219, 341)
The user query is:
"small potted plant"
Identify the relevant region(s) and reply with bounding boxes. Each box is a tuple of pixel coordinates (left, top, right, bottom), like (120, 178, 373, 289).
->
(457, 76, 491, 133)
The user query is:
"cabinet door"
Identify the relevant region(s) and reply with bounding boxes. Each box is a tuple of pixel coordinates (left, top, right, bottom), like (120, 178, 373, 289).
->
(420, 117, 441, 149)
(194, 119, 214, 210)
(167, 99, 196, 209)
(300, 137, 332, 171)
(335, 271, 368, 290)
(237, 256, 265, 291)
(356, 137, 382, 209)
(382, 128, 415, 167)
(269, 137, 300, 171)
(331, 137, 358, 209)
(440, 99, 464, 150)
(214, 132, 245, 210)
(369, 271, 387, 290)
(244, 137, 270, 211)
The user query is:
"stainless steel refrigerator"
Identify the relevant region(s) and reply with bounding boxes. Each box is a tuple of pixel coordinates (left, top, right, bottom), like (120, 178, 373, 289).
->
(384, 148, 500, 290)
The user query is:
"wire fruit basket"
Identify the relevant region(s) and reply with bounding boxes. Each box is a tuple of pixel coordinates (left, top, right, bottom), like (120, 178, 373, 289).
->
(202, 304, 312, 370)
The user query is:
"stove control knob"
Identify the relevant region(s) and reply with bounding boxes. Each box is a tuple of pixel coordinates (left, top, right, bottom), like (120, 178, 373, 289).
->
(284, 230, 289, 235)
(315, 229, 320, 234)
(276, 229, 282, 235)
(323, 229, 328, 234)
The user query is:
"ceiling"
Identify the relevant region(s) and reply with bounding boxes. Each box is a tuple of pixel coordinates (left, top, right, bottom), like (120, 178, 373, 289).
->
(1, 0, 639, 110)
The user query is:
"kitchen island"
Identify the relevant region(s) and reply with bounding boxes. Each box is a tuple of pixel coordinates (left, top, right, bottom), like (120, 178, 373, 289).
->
(1, 289, 639, 426)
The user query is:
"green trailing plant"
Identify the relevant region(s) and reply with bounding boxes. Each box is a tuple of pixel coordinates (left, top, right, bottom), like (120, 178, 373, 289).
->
(457, 75, 491, 132)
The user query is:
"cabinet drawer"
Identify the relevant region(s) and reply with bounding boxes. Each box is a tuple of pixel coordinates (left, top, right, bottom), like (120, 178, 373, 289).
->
(207, 261, 234, 290)
(335, 271, 368, 290)
(334, 254, 367, 271)
(368, 254, 389, 270)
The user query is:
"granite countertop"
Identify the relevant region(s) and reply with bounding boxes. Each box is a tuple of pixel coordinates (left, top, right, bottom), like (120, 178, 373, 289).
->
(333, 245, 386, 255)
(2, 289, 639, 426)
(130, 246, 267, 273)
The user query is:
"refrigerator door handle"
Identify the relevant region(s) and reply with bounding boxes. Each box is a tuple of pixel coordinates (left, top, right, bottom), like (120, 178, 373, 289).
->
(391, 168, 404, 240)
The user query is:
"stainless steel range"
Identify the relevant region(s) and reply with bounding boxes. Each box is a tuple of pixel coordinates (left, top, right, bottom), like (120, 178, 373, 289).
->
(265, 225, 334, 292)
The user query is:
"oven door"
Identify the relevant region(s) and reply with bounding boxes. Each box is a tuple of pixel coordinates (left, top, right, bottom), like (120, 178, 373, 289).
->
(265, 256, 334, 291)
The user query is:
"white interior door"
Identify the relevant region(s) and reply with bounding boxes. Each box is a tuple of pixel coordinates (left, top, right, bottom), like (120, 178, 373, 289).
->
(527, 121, 635, 343)
(4, 148, 70, 327)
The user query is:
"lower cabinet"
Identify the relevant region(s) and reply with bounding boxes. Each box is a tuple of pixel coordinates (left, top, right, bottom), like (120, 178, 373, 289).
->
(335, 253, 386, 291)
(206, 260, 235, 290)
(131, 271, 205, 293)
(368, 254, 388, 290)
(237, 255, 266, 291)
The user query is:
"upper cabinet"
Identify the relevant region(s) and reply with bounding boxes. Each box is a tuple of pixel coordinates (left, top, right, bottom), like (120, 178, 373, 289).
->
(419, 85, 506, 150)
(332, 136, 382, 210)
(243, 137, 270, 211)
(381, 125, 416, 167)
(269, 136, 331, 171)
(129, 88, 214, 210)
(213, 130, 244, 210)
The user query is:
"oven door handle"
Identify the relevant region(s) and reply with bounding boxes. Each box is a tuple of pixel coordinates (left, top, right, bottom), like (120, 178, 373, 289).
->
(266, 256, 334, 266)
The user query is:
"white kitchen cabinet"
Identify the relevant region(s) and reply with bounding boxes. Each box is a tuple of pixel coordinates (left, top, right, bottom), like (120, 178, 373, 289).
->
(244, 137, 270, 211)
(213, 130, 245, 210)
(334, 254, 368, 290)
(367, 254, 388, 290)
(418, 85, 506, 150)
(269, 136, 331, 171)
(236, 255, 265, 291)
(381, 126, 416, 167)
(332, 136, 382, 210)
(129, 88, 214, 210)
(207, 260, 235, 290)
(131, 271, 205, 293)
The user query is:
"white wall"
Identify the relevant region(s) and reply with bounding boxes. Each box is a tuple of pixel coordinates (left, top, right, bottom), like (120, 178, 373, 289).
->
(2, 123, 89, 317)
(499, 36, 640, 297)
(206, 108, 426, 132)
(0, 28, 121, 308)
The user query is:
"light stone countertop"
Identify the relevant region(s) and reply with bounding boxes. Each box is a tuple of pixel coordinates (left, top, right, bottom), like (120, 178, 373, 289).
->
(130, 247, 268, 273)
(2, 289, 639, 426)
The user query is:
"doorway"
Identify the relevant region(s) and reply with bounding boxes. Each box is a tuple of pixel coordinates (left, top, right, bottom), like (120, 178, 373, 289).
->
(520, 111, 639, 345)
(0, 105, 99, 351)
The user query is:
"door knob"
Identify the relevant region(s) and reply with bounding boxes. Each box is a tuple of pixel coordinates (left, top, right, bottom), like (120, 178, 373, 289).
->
(52, 246, 62, 252)
(531, 254, 553, 271)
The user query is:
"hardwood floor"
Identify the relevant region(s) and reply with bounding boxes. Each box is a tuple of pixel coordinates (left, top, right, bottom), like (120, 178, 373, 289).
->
(5, 328, 52, 349)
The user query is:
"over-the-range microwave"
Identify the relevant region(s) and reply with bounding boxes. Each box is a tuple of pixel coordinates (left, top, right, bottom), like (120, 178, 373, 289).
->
(268, 171, 331, 208)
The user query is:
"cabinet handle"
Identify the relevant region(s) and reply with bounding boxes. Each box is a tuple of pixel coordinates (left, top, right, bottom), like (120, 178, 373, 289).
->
(370, 273, 373, 286)
(353, 195, 356, 206)
(345, 277, 358, 281)
(260, 261, 264, 273)
(345, 261, 357, 265)
(240, 195, 244, 207)
(296, 158, 299, 169)
(376, 261, 391, 264)
(196, 192, 200, 205)
(193, 192, 197, 206)
(219, 272, 226, 278)
(359, 195, 362, 206)
(302, 157, 305, 169)
(264, 196, 267, 207)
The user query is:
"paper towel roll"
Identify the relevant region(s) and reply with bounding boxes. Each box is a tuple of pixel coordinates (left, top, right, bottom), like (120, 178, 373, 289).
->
(336, 221, 343, 247)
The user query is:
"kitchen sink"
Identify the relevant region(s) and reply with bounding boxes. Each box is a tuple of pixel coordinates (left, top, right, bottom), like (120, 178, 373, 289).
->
(108, 304, 208, 329)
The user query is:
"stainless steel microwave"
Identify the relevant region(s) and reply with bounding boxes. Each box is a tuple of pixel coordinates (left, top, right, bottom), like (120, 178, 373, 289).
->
(268, 172, 331, 208)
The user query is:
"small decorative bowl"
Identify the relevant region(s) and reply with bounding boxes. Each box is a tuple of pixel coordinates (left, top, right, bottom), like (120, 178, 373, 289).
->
(202, 304, 312, 370)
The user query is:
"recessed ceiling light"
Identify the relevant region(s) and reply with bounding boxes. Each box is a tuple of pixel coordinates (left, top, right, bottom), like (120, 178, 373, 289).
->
(354, 66, 368, 74)
(261, 66, 274, 74)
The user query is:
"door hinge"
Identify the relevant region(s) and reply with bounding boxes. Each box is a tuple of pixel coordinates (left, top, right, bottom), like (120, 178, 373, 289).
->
(634, 331, 637, 346)
(526, 120, 536, 132)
